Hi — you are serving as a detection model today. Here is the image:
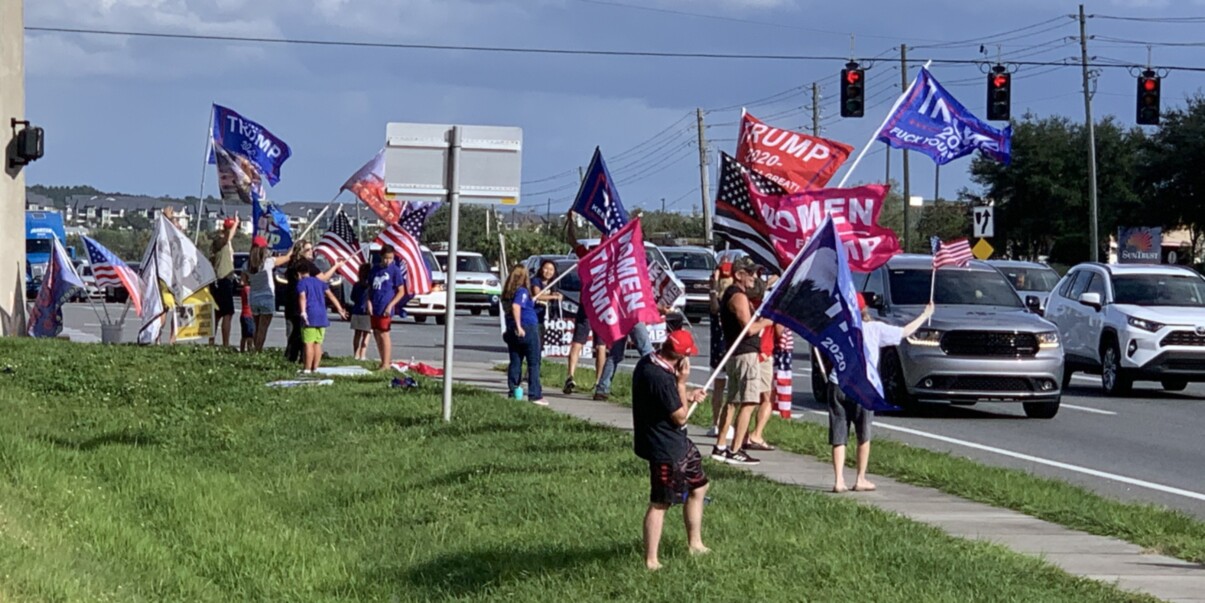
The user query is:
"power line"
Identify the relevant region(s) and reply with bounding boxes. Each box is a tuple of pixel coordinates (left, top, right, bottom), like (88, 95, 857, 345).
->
(911, 15, 1072, 49)
(28, 25, 1205, 71)
(1094, 14, 1205, 23)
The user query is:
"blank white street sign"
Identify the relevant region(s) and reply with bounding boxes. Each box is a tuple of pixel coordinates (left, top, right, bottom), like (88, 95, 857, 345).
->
(972, 206, 994, 238)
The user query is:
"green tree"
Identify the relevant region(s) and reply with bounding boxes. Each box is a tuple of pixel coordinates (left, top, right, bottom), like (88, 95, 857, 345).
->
(1138, 94, 1205, 262)
(970, 114, 1144, 264)
(913, 201, 972, 251)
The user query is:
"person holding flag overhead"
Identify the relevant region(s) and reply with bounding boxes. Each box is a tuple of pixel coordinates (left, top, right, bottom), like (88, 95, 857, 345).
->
(208, 214, 240, 348)
(571, 148, 656, 401)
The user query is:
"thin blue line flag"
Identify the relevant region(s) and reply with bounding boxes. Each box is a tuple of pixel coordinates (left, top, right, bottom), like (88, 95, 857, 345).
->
(757, 217, 894, 411)
(28, 237, 85, 338)
(572, 147, 629, 237)
(875, 67, 1011, 166)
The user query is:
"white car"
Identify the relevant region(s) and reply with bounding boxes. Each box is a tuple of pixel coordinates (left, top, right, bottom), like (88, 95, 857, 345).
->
(405, 246, 448, 324)
(1044, 263, 1205, 395)
(433, 251, 502, 317)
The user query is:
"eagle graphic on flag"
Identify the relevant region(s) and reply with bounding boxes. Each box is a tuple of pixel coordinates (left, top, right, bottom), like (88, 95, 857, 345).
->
(572, 147, 629, 237)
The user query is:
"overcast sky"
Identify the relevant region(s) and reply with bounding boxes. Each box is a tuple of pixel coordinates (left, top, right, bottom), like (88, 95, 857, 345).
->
(22, 0, 1205, 215)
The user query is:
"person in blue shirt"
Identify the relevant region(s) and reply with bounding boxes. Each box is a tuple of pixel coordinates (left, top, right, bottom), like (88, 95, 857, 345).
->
(297, 260, 350, 373)
(502, 264, 544, 405)
(349, 261, 372, 361)
(368, 245, 409, 371)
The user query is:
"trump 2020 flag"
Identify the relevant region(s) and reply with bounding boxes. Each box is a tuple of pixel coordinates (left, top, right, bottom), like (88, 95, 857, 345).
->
(572, 147, 629, 237)
(758, 217, 893, 411)
(577, 218, 661, 347)
(876, 67, 1011, 166)
(28, 238, 85, 338)
(209, 104, 292, 186)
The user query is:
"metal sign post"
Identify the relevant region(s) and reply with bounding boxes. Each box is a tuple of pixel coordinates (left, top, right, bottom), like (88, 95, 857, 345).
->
(385, 123, 522, 422)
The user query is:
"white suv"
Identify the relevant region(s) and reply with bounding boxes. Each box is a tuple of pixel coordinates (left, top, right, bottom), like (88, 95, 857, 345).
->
(1044, 263, 1205, 395)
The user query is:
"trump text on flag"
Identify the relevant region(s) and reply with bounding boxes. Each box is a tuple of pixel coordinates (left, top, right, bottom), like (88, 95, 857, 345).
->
(737, 112, 853, 193)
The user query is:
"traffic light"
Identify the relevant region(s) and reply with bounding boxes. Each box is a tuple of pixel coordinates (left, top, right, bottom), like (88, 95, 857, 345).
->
(840, 62, 865, 118)
(986, 66, 1011, 122)
(1137, 69, 1160, 125)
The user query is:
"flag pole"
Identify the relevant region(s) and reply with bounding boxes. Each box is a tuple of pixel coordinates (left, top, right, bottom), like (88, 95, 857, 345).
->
(834, 60, 929, 189)
(194, 105, 215, 243)
(296, 192, 342, 241)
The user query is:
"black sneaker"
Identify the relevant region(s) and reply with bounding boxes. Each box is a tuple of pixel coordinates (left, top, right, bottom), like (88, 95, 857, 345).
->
(563, 378, 576, 395)
(710, 446, 729, 462)
(726, 450, 761, 466)
(592, 393, 609, 401)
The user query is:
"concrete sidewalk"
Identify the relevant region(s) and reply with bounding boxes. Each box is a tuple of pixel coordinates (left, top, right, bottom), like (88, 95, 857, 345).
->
(453, 362, 1205, 603)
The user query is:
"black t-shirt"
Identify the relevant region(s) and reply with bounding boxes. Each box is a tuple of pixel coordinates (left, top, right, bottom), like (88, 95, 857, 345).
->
(631, 355, 687, 463)
(720, 284, 760, 356)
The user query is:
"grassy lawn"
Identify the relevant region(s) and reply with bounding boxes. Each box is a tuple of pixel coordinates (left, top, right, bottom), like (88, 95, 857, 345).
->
(539, 361, 1205, 564)
(0, 339, 1158, 602)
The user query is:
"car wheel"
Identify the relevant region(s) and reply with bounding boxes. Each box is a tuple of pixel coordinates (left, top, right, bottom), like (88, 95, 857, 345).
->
(1100, 341, 1133, 396)
(880, 350, 918, 411)
(1061, 368, 1073, 390)
(688, 315, 703, 325)
(470, 308, 483, 316)
(488, 306, 500, 317)
(1161, 379, 1188, 392)
(436, 315, 447, 326)
(414, 315, 428, 324)
(1023, 398, 1061, 419)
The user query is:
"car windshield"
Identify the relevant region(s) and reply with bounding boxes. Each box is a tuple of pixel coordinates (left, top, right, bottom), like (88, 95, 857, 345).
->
(26, 239, 51, 255)
(890, 269, 1022, 307)
(646, 247, 669, 269)
(422, 250, 438, 272)
(440, 255, 491, 273)
(998, 267, 1060, 292)
(1112, 274, 1205, 307)
(663, 250, 716, 271)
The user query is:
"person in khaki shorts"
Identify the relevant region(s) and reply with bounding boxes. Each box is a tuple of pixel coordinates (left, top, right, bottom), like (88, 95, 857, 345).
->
(711, 257, 774, 466)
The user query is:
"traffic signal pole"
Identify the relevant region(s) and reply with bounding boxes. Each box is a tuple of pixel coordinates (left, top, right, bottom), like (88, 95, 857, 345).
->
(1079, 4, 1100, 262)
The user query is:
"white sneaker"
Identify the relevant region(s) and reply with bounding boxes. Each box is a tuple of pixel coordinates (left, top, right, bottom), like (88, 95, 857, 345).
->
(530, 398, 549, 407)
(705, 425, 719, 437)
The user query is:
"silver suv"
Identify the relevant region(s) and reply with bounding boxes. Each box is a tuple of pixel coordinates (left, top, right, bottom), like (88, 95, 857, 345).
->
(1043, 263, 1205, 396)
(857, 255, 1064, 418)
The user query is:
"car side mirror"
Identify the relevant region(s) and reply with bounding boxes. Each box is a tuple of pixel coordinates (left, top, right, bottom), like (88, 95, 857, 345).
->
(864, 292, 884, 310)
(671, 261, 683, 271)
(1025, 295, 1043, 314)
(1078, 292, 1102, 311)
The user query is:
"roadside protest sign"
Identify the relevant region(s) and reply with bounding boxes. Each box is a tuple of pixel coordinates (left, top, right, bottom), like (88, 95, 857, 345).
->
(175, 288, 214, 341)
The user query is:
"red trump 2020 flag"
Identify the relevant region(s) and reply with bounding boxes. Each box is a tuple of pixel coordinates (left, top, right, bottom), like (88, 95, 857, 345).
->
(737, 111, 853, 193)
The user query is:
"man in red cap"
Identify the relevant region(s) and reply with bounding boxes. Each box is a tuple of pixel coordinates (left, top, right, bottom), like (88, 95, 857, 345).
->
(826, 293, 932, 493)
(631, 329, 710, 570)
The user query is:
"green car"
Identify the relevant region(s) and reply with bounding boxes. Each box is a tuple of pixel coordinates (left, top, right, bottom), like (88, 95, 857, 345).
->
(433, 251, 502, 317)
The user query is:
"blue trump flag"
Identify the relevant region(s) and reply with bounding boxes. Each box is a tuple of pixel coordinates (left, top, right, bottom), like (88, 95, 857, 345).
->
(757, 217, 894, 411)
(252, 197, 294, 252)
(28, 238, 85, 338)
(875, 67, 1011, 166)
(572, 147, 629, 237)
(209, 104, 292, 186)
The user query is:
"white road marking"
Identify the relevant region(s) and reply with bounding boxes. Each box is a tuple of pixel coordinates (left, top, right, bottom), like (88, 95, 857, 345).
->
(1060, 404, 1117, 416)
(1071, 374, 1098, 382)
(801, 411, 1205, 502)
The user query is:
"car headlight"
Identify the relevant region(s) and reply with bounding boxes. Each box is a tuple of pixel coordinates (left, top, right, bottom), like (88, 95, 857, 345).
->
(1126, 316, 1164, 332)
(1036, 331, 1060, 349)
(907, 329, 942, 347)
(486, 279, 500, 288)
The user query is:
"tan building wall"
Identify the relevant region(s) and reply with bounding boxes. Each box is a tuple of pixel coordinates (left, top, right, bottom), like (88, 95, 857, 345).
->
(1, 0, 27, 335)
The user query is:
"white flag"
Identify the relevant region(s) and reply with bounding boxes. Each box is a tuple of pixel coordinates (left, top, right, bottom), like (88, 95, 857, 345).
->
(138, 214, 216, 343)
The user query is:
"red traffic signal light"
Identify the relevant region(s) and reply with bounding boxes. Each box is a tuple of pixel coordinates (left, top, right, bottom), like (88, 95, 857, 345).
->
(986, 67, 1010, 121)
(840, 62, 865, 118)
(845, 70, 862, 85)
(992, 74, 1008, 89)
(1137, 69, 1161, 125)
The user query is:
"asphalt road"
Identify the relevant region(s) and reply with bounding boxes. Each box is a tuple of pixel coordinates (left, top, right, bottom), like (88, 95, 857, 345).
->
(60, 304, 1205, 519)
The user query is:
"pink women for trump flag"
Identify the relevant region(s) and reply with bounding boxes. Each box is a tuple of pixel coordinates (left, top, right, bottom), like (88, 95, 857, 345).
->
(576, 218, 662, 347)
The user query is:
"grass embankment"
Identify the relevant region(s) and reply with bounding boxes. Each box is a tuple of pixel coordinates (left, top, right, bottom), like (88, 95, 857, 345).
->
(540, 361, 1205, 564)
(0, 340, 1158, 602)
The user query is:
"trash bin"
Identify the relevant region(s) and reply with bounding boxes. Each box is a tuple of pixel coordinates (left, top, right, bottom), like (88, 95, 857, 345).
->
(101, 323, 123, 344)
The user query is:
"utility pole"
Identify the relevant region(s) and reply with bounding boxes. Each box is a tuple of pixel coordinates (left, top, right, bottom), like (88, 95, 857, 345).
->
(900, 44, 911, 252)
(546, 198, 551, 223)
(811, 82, 820, 136)
(1079, 4, 1100, 261)
(696, 108, 714, 247)
(934, 164, 940, 201)
(661, 197, 666, 213)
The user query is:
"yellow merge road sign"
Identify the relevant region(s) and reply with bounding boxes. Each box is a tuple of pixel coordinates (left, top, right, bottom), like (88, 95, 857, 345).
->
(972, 238, 995, 260)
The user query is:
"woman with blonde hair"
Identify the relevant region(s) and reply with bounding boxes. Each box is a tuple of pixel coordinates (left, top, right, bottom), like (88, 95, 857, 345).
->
(502, 264, 545, 405)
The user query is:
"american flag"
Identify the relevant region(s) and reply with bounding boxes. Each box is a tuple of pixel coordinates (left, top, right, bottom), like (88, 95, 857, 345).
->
(316, 210, 363, 283)
(714, 152, 784, 273)
(376, 224, 432, 296)
(931, 236, 974, 269)
(572, 147, 629, 237)
(398, 201, 438, 236)
(773, 330, 794, 419)
(83, 236, 142, 315)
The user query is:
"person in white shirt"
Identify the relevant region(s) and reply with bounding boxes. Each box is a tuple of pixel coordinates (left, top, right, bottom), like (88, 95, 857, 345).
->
(828, 293, 934, 493)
